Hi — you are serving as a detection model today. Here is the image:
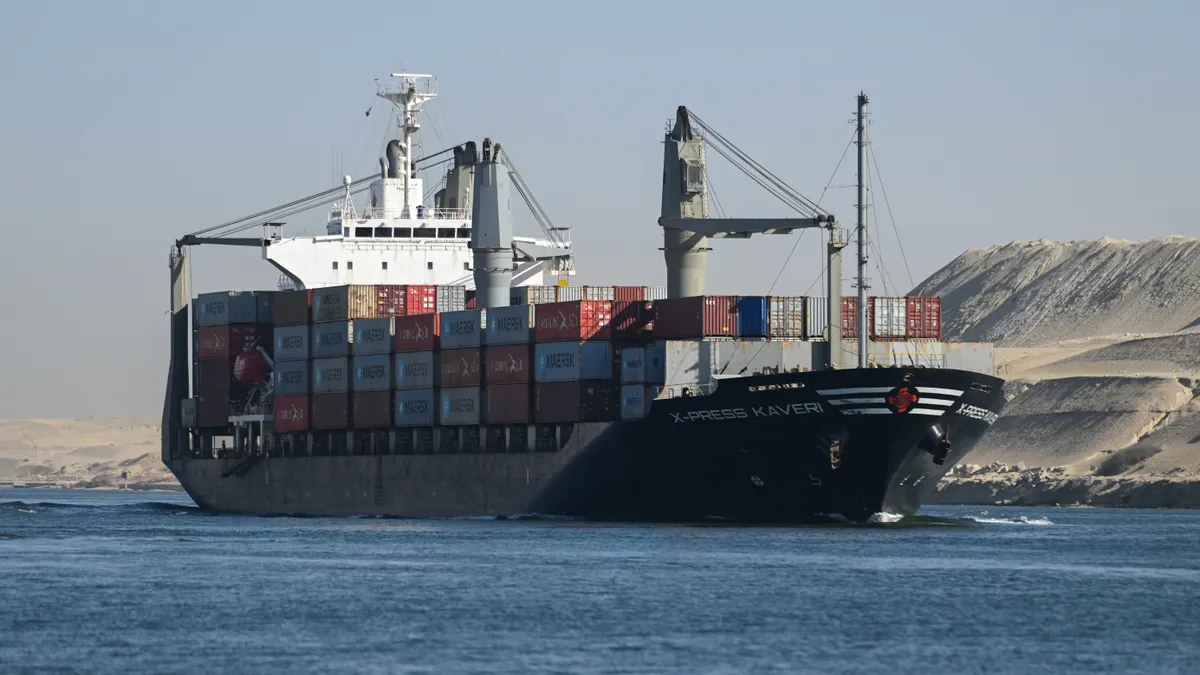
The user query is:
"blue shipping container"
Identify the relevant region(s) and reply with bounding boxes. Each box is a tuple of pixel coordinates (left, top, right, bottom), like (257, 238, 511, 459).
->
(274, 324, 309, 361)
(311, 321, 351, 358)
(274, 360, 309, 396)
(256, 292, 275, 325)
(353, 317, 394, 356)
(736, 296, 769, 338)
(195, 291, 258, 327)
(353, 353, 392, 392)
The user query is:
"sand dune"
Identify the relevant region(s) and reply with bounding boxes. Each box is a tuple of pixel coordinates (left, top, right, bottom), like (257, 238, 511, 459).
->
(0, 417, 175, 489)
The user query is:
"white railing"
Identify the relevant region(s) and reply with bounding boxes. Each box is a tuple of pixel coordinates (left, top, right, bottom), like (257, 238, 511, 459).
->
(357, 207, 469, 221)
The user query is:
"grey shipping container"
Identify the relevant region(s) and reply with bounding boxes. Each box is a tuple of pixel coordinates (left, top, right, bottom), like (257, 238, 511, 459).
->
(274, 359, 310, 396)
(440, 386, 481, 425)
(486, 304, 534, 345)
(311, 356, 351, 393)
(619, 384, 653, 420)
(310, 321, 351, 358)
(804, 296, 829, 340)
(662, 339, 817, 391)
(181, 398, 197, 428)
(393, 388, 436, 427)
(195, 291, 258, 327)
(394, 351, 437, 389)
(436, 285, 466, 313)
(353, 317, 394, 356)
(353, 353, 392, 392)
(645, 342, 666, 383)
(768, 296, 805, 339)
(620, 347, 646, 384)
(535, 341, 613, 382)
(942, 341, 994, 375)
(510, 285, 559, 305)
(439, 309, 483, 349)
(274, 324, 309, 361)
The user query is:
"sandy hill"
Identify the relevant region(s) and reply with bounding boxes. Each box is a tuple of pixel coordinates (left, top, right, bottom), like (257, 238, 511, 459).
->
(912, 236, 1200, 347)
(0, 417, 174, 488)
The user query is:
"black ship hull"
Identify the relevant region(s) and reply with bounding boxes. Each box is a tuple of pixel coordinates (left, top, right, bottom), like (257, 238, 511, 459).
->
(166, 368, 1005, 523)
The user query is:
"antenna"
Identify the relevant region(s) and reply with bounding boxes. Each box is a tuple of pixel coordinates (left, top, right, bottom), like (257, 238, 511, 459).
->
(855, 91, 870, 368)
(376, 73, 437, 218)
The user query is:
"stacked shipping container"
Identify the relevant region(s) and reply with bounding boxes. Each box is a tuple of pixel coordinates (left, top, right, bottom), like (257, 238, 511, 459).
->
(192, 290, 276, 428)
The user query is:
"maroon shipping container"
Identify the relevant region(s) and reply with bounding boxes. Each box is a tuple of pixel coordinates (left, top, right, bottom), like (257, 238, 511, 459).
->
(533, 300, 613, 342)
(613, 286, 648, 302)
(353, 390, 392, 428)
(483, 383, 532, 423)
(841, 297, 858, 337)
(272, 394, 310, 432)
(195, 393, 230, 428)
(375, 285, 407, 318)
(534, 381, 618, 423)
(406, 285, 438, 316)
(653, 296, 737, 339)
(311, 392, 350, 430)
(273, 290, 311, 327)
(195, 325, 272, 359)
(611, 300, 655, 342)
(906, 296, 942, 339)
(484, 344, 533, 384)
(394, 313, 439, 352)
(465, 289, 477, 310)
(440, 347, 483, 387)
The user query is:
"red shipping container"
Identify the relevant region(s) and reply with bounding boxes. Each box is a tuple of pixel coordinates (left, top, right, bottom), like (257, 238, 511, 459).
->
(483, 383, 532, 423)
(841, 297, 859, 337)
(440, 347, 483, 387)
(394, 313, 440, 352)
(311, 392, 350, 430)
(353, 390, 392, 428)
(272, 395, 310, 432)
(653, 296, 737, 339)
(375, 285, 408, 318)
(533, 300, 613, 342)
(906, 296, 942, 339)
(484, 344, 532, 384)
(534, 381, 618, 423)
(195, 393, 231, 428)
(196, 325, 273, 359)
(405, 285, 438, 316)
(465, 290, 477, 309)
(613, 286, 648, 302)
(273, 290, 311, 326)
(611, 301, 655, 342)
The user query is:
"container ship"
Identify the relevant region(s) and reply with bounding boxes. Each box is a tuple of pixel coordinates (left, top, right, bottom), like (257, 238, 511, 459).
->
(162, 74, 1005, 522)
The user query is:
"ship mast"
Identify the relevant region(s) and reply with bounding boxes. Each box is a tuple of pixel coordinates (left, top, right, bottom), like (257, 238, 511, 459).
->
(377, 73, 436, 218)
(855, 92, 869, 368)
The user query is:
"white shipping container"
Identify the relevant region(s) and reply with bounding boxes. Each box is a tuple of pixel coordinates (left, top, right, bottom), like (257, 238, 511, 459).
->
(311, 321, 352, 358)
(619, 384, 652, 419)
(569, 285, 615, 301)
(440, 386, 481, 425)
(535, 341, 614, 382)
(620, 347, 646, 384)
(768, 296, 805, 339)
(353, 317, 394, 356)
(439, 309, 484, 349)
(393, 389, 435, 426)
(394, 351, 437, 389)
(871, 296, 907, 339)
(804, 296, 829, 340)
(510, 285, 559, 306)
(181, 398, 197, 428)
(647, 286, 669, 300)
(645, 342, 666, 383)
(486, 304, 534, 345)
(556, 285, 583, 302)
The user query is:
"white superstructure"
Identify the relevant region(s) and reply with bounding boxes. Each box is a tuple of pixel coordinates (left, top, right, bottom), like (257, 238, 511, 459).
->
(264, 73, 573, 291)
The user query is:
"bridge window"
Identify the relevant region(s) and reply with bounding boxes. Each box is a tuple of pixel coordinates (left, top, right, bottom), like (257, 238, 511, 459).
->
(427, 262, 433, 270)
(374, 227, 392, 237)
(332, 262, 338, 270)
(437, 228, 456, 238)
(382, 262, 388, 270)
(393, 228, 412, 238)
(354, 227, 372, 237)
(414, 227, 435, 238)
(343, 228, 350, 237)
(457, 228, 472, 239)
(464, 262, 470, 270)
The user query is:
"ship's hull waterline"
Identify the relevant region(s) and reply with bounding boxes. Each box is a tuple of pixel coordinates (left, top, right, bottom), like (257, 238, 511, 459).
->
(167, 368, 1004, 523)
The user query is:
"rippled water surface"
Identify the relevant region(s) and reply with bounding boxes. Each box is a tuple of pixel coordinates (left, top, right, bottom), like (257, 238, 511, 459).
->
(2, 487, 1198, 674)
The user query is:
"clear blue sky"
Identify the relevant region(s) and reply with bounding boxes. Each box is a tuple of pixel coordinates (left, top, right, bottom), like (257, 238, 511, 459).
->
(0, 0, 1195, 417)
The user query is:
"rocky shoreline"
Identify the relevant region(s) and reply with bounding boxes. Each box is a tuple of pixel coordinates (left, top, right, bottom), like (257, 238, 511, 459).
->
(931, 463, 1200, 509)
